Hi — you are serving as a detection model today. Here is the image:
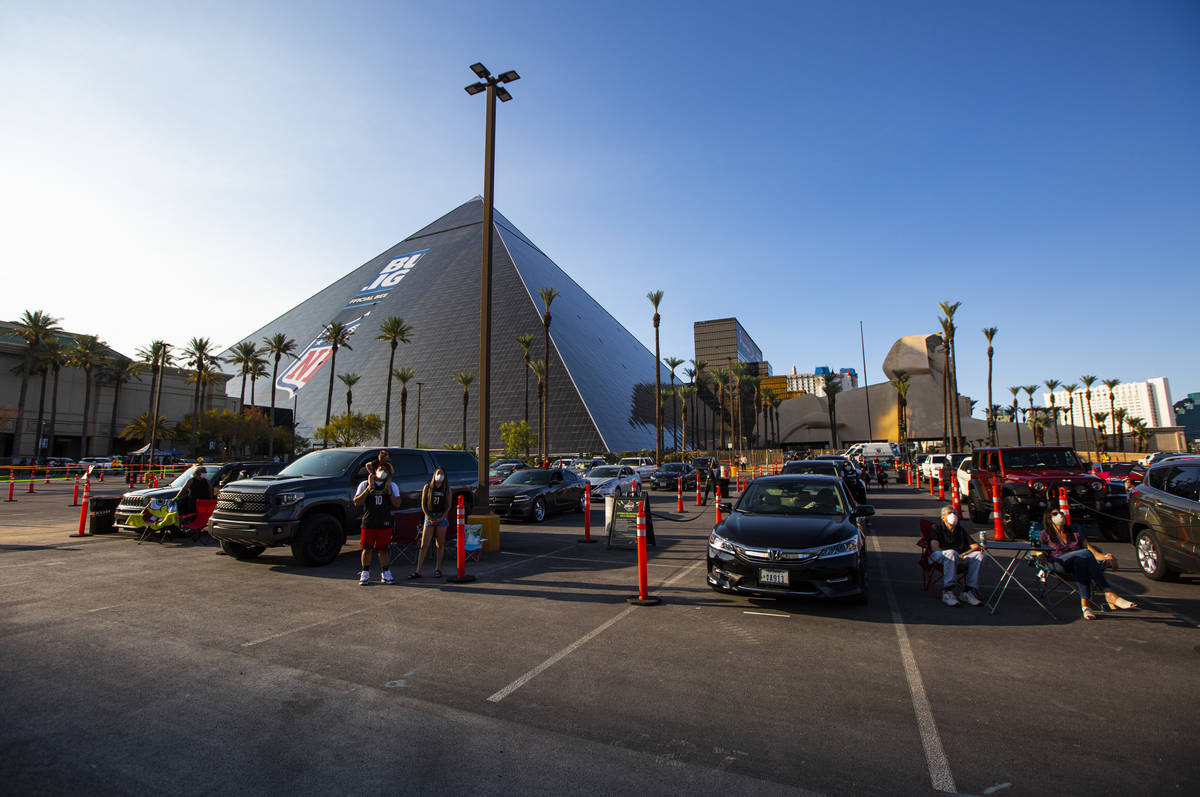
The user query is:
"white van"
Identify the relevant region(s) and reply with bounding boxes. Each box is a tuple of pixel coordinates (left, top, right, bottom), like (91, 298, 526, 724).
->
(845, 443, 898, 461)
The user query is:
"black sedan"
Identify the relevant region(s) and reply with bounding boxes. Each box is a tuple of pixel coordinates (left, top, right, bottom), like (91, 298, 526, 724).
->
(707, 475, 873, 603)
(488, 468, 586, 522)
(782, 459, 867, 504)
(650, 462, 696, 491)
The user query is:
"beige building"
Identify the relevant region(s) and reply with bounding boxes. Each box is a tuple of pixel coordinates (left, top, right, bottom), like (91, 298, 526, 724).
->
(0, 322, 236, 460)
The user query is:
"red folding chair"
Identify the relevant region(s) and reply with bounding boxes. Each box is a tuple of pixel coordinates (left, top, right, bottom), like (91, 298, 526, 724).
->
(389, 511, 422, 566)
(180, 498, 218, 543)
(917, 519, 967, 593)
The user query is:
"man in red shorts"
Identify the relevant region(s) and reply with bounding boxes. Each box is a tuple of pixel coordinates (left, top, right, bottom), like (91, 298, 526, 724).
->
(352, 451, 402, 585)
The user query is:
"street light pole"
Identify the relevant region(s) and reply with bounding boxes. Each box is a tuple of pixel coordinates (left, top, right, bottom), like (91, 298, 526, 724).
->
(465, 62, 519, 514)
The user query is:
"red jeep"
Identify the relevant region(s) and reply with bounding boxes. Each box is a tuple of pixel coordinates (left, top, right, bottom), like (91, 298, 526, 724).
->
(966, 446, 1127, 540)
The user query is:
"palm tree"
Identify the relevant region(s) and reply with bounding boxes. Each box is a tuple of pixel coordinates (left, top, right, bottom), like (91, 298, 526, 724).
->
(938, 318, 953, 451)
(823, 372, 843, 449)
(453, 371, 476, 450)
(539, 287, 559, 461)
(248, 359, 268, 410)
(1043, 379, 1062, 445)
(1102, 379, 1120, 450)
(182, 337, 218, 445)
(227, 341, 262, 416)
(376, 316, 413, 446)
(1094, 411, 1109, 450)
(70, 335, 108, 457)
(677, 384, 697, 452)
(983, 327, 998, 445)
(514, 333, 535, 430)
(746, 375, 762, 449)
(10, 310, 61, 457)
(1022, 385, 1039, 443)
(1062, 383, 1079, 450)
(646, 290, 665, 461)
(339, 373, 360, 415)
(711, 368, 730, 450)
(135, 340, 173, 439)
(769, 391, 784, 451)
(318, 321, 355, 439)
(1112, 408, 1128, 453)
(891, 372, 911, 450)
(261, 333, 297, 459)
(529, 359, 546, 457)
(104, 356, 144, 455)
(1008, 386, 1023, 445)
(730, 362, 747, 458)
(389, 367, 414, 446)
(1079, 375, 1098, 453)
(41, 339, 66, 457)
(664, 356, 684, 451)
(938, 301, 963, 449)
(689, 358, 709, 449)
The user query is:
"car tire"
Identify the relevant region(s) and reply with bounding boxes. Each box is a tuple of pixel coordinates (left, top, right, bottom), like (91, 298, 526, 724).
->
(1135, 529, 1178, 581)
(575, 493, 585, 513)
(290, 514, 344, 566)
(531, 498, 546, 523)
(220, 540, 265, 560)
(1001, 499, 1028, 539)
(967, 486, 989, 524)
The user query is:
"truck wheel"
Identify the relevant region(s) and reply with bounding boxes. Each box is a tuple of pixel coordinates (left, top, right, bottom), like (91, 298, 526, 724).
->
(220, 540, 265, 560)
(967, 486, 989, 524)
(291, 514, 344, 566)
(1001, 500, 1028, 539)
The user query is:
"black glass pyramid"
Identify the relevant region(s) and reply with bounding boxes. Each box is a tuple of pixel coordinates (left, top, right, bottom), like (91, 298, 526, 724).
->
(222, 199, 666, 454)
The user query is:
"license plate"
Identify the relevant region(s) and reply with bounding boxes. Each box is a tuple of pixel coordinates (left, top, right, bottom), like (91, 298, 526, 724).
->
(759, 568, 789, 586)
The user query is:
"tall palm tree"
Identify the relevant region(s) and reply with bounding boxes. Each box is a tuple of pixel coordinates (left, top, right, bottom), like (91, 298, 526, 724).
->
(261, 333, 297, 458)
(1008, 386, 1023, 445)
(677, 384, 697, 452)
(41, 339, 66, 457)
(982, 327, 998, 445)
(664, 356, 684, 451)
(539, 287, 559, 461)
(1112, 408, 1128, 453)
(104, 356, 144, 455)
(1079, 375, 1099, 453)
(823, 372, 843, 449)
(529, 359, 546, 457)
(745, 375, 762, 449)
(646, 290, 665, 461)
(248, 360, 268, 410)
(769, 391, 783, 451)
(70, 335, 108, 457)
(376, 316, 413, 446)
(182, 337, 218, 445)
(453, 371, 476, 450)
(711, 368, 730, 450)
(391, 368, 415, 446)
(938, 319, 953, 451)
(227, 341, 262, 415)
(514, 333, 535, 430)
(1043, 379, 1062, 445)
(318, 321, 355, 439)
(730, 362, 747, 458)
(891, 372, 911, 450)
(689, 358, 709, 449)
(135, 340, 173, 440)
(938, 301, 963, 449)
(10, 310, 61, 457)
(1102, 379, 1120, 450)
(338, 373, 360, 414)
(1062, 383, 1079, 451)
(1093, 411, 1109, 449)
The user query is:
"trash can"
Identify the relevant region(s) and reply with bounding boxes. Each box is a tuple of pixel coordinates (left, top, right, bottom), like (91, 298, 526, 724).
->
(89, 497, 120, 534)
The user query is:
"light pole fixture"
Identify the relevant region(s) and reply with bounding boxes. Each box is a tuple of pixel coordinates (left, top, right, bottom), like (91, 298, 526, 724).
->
(465, 62, 519, 514)
(415, 381, 424, 449)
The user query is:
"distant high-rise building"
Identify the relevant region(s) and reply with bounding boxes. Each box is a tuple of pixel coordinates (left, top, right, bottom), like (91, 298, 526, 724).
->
(1046, 378, 1175, 429)
(693, 318, 765, 371)
(1174, 392, 1200, 443)
(786, 366, 858, 397)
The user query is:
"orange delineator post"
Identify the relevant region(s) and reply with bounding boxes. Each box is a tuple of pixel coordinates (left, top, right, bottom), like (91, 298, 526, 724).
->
(938, 467, 946, 501)
(28, 471, 35, 493)
(76, 480, 91, 536)
(928, 469, 934, 496)
(695, 474, 702, 506)
(676, 475, 684, 513)
(6, 470, 14, 502)
(951, 480, 962, 517)
(623, 498, 660, 606)
(915, 469, 921, 489)
(991, 492, 1007, 540)
(1059, 487, 1071, 525)
(715, 484, 723, 524)
(580, 483, 596, 544)
(444, 495, 476, 583)
(71, 477, 80, 507)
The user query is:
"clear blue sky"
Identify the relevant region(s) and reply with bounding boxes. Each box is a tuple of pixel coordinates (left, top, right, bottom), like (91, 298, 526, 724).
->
(3, 0, 1197, 413)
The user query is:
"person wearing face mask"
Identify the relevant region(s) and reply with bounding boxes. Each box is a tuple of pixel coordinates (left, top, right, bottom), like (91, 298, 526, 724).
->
(1034, 508, 1137, 620)
(411, 467, 451, 579)
(929, 505, 984, 607)
(352, 452, 402, 585)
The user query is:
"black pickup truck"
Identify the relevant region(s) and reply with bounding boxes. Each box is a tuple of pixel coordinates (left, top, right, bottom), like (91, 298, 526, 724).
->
(207, 447, 479, 565)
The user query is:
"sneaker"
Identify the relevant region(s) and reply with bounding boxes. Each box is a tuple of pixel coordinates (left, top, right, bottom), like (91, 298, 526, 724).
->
(960, 589, 982, 607)
(380, 570, 394, 585)
(942, 589, 960, 607)
(359, 570, 370, 586)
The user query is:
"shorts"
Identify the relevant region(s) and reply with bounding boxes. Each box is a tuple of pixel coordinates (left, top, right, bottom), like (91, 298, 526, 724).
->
(360, 527, 392, 550)
(422, 516, 449, 533)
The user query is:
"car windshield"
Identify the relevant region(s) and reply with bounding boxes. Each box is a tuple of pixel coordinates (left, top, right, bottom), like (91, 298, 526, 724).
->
(781, 462, 838, 476)
(1002, 449, 1082, 469)
(736, 480, 846, 516)
(589, 466, 621, 478)
(661, 464, 685, 472)
(504, 470, 552, 485)
(278, 450, 362, 477)
(168, 465, 220, 488)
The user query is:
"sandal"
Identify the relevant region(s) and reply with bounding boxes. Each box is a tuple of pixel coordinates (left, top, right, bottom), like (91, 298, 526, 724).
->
(407, 572, 422, 580)
(433, 569, 442, 578)
(1082, 607, 1098, 620)
(1107, 596, 1138, 610)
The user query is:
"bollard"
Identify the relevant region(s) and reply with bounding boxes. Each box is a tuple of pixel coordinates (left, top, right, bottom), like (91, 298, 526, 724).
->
(695, 473, 702, 506)
(579, 483, 596, 543)
(6, 470, 14, 502)
(937, 467, 946, 501)
(28, 472, 35, 493)
(928, 468, 934, 496)
(71, 476, 80, 507)
(1058, 487, 1071, 526)
(715, 484, 723, 524)
(951, 479, 962, 518)
(45, 467, 51, 484)
(445, 495, 475, 583)
(676, 475, 684, 513)
(991, 492, 1007, 541)
(76, 480, 92, 536)
(631, 478, 638, 497)
(915, 469, 921, 490)
(626, 498, 661, 605)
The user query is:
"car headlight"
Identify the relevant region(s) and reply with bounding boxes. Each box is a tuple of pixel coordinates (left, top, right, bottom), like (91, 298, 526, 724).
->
(818, 536, 861, 558)
(513, 494, 532, 502)
(708, 531, 738, 555)
(277, 492, 304, 506)
(1031, 482, 1046, 493)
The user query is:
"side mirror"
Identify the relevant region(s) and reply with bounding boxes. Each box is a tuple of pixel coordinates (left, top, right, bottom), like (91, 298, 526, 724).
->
(853, 504, 876, 517)
(718, 501, 732, 514)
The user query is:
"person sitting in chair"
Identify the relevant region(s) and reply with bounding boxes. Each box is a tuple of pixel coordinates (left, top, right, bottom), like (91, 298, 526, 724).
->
(1033, 509, 1137, 620)
(929, 506, 983, 607)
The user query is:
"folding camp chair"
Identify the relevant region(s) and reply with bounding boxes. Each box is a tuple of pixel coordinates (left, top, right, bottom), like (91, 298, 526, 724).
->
(1025, 551, 1113, 615)
(132, 500, 180, 545)
(463, 525, 484, 563)
(389, 512, 422, 566)
(180, 498, 217, 543)
(917, 519, 968, 594)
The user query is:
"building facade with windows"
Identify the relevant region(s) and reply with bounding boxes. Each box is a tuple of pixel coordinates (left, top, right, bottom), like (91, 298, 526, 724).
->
(693, 318, 767, 372)
(785, 366, 859, 397)
(1045, 378, 1175, 429)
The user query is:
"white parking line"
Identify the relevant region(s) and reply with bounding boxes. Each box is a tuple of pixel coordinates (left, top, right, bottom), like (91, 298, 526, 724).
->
(869, 535, 957, 794)
(743, 611, 789, 618)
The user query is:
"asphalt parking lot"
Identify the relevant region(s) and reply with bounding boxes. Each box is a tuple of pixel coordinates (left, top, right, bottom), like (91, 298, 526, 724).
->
(1, 478, 1198, 795)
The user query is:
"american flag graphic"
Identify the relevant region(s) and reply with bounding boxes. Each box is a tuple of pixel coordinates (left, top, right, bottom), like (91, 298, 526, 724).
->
(275, 311, 372, 396)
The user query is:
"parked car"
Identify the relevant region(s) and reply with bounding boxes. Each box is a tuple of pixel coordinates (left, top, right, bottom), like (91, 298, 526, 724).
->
(956, 459, 972, 499)
(489, 467, 586, 522)
(617, 456, 658, 480)
(707, 474, 873, 603)
(208, 448, 478, 565)
(781, 460, 865, 505)
(488, 462, 525, 485)
(650, 462, 696, 491)
(921, 453, 967, 483)
(114, 461, 283, 536)
(573, 457, 606, 473)
(798, 457, 867, 503)
(1129, 455, 1200, 580)
(583, 465, 637, 498)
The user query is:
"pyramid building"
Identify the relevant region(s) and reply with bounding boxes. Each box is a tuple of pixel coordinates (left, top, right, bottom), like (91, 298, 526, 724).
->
(222, 199, 668, 454)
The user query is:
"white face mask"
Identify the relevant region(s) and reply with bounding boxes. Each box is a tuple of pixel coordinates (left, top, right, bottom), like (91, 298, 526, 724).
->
(434, 473, 444, 484)
(945, 513, 958, 526)
(1051, 513, 1065, 526)
(375, 469, 388, 481)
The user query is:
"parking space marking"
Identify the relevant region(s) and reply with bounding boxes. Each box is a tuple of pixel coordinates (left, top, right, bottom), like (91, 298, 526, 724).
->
(487, 559, 704, 703)
(869, 535, 957, 794)
(241, 603, 392, 648)
(743, 611, 788, 618)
